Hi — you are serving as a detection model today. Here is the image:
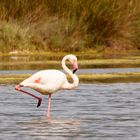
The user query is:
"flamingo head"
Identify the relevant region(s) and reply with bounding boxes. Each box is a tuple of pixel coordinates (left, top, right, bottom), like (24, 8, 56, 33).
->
(68, 54, 78, 74)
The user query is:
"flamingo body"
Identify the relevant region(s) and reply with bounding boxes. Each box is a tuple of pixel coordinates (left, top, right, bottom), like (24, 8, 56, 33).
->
(15, 54, 79, 117)
(20, 70, 68, 94)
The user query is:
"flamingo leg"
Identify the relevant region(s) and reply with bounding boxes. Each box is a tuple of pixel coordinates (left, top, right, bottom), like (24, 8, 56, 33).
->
(15, 85, 42, 108)
(47, 94, 51, 118)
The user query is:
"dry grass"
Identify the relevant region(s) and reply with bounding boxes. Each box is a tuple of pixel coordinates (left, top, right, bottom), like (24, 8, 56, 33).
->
(78, 73, 140, 83)
(0, 0, 139, 52)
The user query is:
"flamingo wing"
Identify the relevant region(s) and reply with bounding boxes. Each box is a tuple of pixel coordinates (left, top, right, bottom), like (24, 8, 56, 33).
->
(20, 70, 67, 95)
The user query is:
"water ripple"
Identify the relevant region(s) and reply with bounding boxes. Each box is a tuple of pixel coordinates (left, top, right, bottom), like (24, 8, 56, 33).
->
(0, 83, 140, 140)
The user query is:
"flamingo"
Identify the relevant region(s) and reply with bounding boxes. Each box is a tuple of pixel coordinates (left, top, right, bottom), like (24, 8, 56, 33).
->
(15, 54, 79, 117)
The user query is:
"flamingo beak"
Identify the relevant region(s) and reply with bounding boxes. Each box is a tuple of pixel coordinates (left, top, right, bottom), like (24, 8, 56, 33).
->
(72, 62, 78, 74)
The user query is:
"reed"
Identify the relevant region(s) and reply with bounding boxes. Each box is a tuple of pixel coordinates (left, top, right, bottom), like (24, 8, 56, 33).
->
(0, 0, 139, 52)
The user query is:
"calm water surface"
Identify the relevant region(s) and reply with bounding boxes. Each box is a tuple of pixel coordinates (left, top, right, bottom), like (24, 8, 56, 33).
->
(0, 83, 140, 140)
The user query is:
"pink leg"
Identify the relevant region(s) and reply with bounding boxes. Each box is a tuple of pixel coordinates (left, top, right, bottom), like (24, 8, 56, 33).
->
(15, 85, 42, 108)
(47, 94, 51, 118)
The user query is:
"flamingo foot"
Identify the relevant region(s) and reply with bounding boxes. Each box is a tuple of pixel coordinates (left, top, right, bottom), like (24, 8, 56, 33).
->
(37, 98, 42, 108)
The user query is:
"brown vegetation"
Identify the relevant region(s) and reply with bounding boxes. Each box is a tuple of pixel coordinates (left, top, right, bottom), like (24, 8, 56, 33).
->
(0, 0, 139, 53)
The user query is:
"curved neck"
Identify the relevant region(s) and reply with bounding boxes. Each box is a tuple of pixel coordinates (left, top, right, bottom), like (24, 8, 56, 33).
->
(62, 56, 79, 89)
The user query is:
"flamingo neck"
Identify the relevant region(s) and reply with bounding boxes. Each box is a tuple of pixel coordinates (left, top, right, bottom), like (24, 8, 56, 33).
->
(62, 56, 79, 89)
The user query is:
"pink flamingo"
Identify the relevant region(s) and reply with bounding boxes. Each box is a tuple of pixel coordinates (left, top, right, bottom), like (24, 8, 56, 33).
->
(15, 54, 79, 117)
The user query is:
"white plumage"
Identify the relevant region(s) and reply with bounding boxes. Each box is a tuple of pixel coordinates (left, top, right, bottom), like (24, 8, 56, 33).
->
(20, 70, 70, 94)
(15, 54, 79, 117)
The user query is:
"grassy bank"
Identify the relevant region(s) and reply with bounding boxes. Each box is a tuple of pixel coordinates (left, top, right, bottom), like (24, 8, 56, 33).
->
(1, 72, 140, 84)
(0, 56, 140, 70)
(0, 0, 139, 53)
(79, 73, 140, 83)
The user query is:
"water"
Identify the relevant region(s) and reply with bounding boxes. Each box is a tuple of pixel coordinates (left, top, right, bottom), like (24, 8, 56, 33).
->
(1, 83, 140, 140)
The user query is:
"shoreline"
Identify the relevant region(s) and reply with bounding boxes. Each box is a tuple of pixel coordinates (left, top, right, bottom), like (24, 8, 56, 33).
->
(0, 53, 140, 69)
(0, 49, 140, 57)
(1, 72, 140, 84)
(0, 51, 139, 84)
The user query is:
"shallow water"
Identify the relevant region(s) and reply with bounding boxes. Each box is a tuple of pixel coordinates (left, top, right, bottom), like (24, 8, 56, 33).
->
(1, 83, 140, 140)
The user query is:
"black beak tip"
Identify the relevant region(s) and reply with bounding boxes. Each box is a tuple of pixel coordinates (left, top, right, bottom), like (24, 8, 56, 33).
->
(73, 69, 78, 74)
